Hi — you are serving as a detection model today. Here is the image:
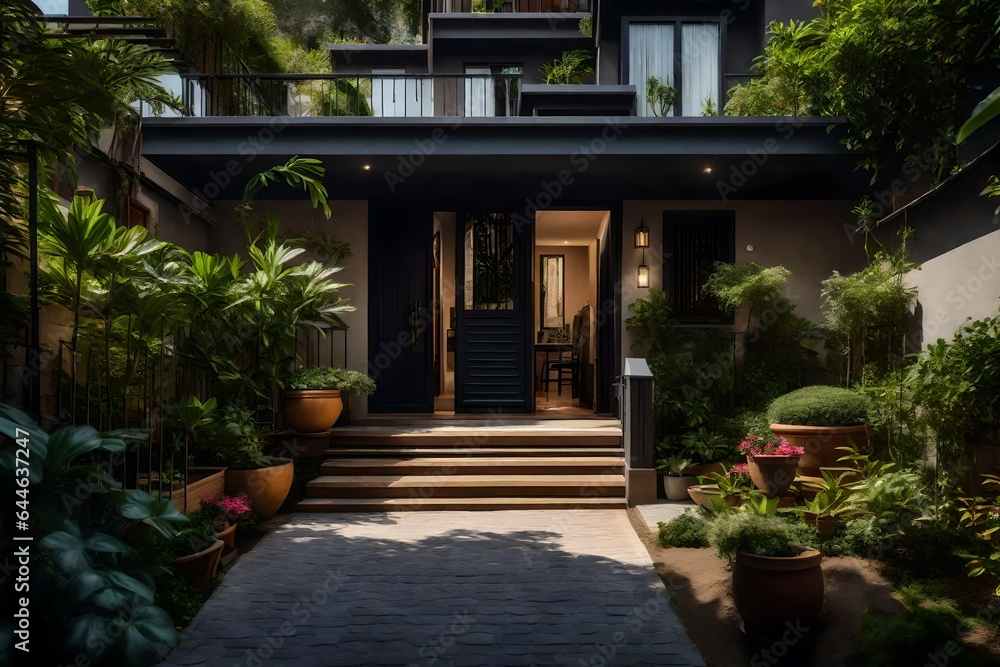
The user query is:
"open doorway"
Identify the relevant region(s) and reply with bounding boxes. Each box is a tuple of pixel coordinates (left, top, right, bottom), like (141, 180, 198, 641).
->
(428, 208, 611, 417)
(534, 210, 609, 416)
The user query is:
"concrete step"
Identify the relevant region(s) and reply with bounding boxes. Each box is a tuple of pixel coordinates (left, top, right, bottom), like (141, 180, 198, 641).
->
(320, 456, 625, 476)
(296, 496, 628, 512)
(306, 474, 626, 499)
(324, 446, 624, 457)
(330, 428, 622, 449)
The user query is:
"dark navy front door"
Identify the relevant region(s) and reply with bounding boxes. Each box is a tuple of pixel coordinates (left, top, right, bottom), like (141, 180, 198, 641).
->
(454, 211, 534, 412)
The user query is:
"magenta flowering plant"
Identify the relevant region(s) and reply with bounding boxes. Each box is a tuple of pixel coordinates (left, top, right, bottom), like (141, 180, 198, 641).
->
(200, 494, 254, 523)
(729, 463, 749, 475)
(738, 434, 805, 460)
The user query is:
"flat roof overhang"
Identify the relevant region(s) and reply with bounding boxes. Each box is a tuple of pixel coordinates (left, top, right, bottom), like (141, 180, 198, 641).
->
(140, 116, 871, 202)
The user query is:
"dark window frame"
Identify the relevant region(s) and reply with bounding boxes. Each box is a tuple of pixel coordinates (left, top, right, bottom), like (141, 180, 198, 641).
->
(662, 210, 735, 323)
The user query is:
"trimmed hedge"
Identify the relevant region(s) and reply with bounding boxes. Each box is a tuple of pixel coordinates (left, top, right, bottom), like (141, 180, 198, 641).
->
(767, 385, 871, 426)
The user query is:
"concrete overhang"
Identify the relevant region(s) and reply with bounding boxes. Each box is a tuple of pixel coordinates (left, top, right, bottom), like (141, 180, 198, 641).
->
(140, 115, 870, 202)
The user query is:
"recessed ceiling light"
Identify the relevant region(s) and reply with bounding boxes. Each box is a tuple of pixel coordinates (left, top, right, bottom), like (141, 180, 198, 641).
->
(703, 167, 713, 174)
(563, 240, 568, 244)
(362, 164, 371, 171)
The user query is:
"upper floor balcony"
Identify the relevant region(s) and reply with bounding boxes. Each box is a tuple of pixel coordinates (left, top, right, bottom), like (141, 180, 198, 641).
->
(432, 0, 592, 13)
(160, 72, 760, 119)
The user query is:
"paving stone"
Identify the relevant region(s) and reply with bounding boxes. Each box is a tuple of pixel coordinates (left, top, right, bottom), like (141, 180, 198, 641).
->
(159, 510, 703, 666)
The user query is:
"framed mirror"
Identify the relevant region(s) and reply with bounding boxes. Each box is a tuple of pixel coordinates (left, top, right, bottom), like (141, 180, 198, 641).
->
(540, 254, 565, 330)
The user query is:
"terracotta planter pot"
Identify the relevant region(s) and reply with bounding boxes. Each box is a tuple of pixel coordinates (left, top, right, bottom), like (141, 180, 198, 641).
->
(804, 513, 838, 536)
(215, 522, 238, 550)
(167, 467, 227, 513)
(663, 476, 698, 501)
(732, 548, 824, 639)
(225, 458, 294, 520)
(283, 389, 343, 434)
(770, 424, 869, 477)
(687, 484, 739, 510)
(747, 455, 800, 498)
(174, 539, 224, 596)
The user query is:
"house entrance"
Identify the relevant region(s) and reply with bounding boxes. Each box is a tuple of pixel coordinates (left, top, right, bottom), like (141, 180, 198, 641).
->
(369, 204, 617, 417)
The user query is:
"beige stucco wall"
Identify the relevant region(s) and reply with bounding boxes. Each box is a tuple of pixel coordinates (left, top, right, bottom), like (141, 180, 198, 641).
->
(903, 227, 1000, 345)
(209, 199, 370, 417)
(620, 199, 864, 360)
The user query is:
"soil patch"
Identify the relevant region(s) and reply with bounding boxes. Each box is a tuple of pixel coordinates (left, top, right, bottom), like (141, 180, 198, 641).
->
(627, 508, 904, 666)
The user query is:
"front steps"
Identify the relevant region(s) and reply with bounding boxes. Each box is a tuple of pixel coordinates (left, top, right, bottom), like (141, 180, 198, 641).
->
(296, 419, 626, 512)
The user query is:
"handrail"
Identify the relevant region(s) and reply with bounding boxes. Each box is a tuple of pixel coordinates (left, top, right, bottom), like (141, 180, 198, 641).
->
(172, 72, 524, 119)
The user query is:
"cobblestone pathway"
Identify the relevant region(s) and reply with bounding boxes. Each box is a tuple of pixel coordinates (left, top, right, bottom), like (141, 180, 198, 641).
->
(160, 510, 705, 667)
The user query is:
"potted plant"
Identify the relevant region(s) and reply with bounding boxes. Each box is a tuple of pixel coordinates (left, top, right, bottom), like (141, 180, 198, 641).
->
(707, 511, 824, 639)
(767, 385, 872, 477)
(199, 495, 255, 549)
(217, 407, 295, 520)
(169, 519, 225, 596)
(657, 456, 697, 501)
(679, 427, 739, 478)
(282, 366, 377, 434)
(798, 470, 854, 535)
(739, 434, 805, 498)
(167, 395, 227, 512)
(687, 466, 751, 510)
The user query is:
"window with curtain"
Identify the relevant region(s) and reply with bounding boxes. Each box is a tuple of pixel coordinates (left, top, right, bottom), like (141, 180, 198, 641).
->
(464, 66, 496, 117)
(681, 23, 720, 116)
(628, 23, 674, 117)
(371, 68, 433, 117)
(628, 21, 720, 117)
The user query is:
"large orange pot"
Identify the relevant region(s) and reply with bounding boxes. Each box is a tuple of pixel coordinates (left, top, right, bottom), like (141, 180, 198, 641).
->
(283, 389, 343, 433)
(770, 424, 869, 477)
(747, 455, 800, 498)
(733, 548, 824, 639)
(225, 458, 294, 520)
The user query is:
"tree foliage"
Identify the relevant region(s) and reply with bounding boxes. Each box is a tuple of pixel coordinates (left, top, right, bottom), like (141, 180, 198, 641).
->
(725, 0, 1000, 179)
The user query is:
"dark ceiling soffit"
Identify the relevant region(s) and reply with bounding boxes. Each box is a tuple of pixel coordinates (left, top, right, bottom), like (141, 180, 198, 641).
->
(141, 116, 852, 158)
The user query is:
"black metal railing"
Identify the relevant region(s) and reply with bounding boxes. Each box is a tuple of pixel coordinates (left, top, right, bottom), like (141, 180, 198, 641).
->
(171, 72, 523, 118)
(433, 0, 591, 12)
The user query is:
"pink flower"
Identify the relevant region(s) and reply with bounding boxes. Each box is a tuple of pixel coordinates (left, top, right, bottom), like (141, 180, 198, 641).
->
(739, 433, 804, 459)
(202, 494, 254, 520)
(729, 463, 749, 475)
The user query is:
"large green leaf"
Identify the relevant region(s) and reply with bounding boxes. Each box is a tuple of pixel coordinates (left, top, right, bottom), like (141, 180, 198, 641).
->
(39, 531, 93, 573)
(957, 85, 1000, 145)
(109, 489, 189, 538)
(43, 425, 105, 475)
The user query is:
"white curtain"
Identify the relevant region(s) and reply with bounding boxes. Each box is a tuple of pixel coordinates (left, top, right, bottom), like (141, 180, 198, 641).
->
(629, 23, 674, 117)
(371, 70, 433, 117)
(681, 23, 720, 116)
(464, 66, 495, 117)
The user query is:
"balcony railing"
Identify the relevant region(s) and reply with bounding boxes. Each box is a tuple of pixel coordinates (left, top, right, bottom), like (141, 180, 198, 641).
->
(171, 73, 523, 118)
(432, 0, 591, 12)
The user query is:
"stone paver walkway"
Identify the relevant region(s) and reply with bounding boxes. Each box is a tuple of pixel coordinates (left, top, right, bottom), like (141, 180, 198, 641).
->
(161, 510, 705, 667)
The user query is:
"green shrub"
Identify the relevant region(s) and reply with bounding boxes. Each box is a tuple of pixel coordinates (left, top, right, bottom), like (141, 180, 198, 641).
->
(285, 366, 376, 395)
(657, 512, 709, 548)
(154, 574, 206, 628)
(767, 385, 871, 426)
(822, 516, 889, 558)
(707, 511, 818, 564)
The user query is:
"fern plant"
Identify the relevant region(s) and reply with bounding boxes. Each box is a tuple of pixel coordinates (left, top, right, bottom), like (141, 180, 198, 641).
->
(539, 50, 595, 85)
